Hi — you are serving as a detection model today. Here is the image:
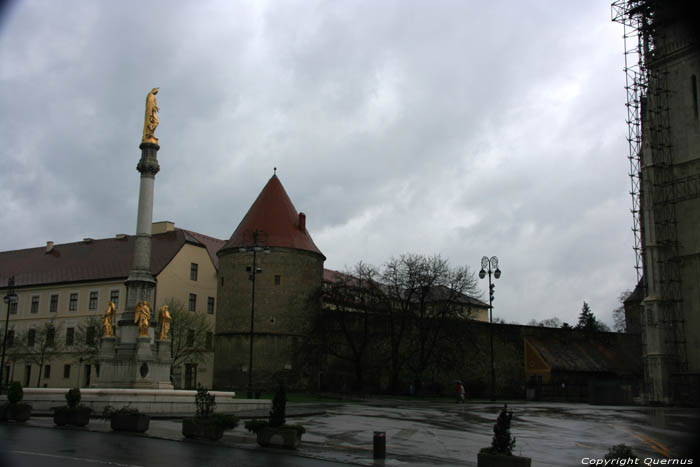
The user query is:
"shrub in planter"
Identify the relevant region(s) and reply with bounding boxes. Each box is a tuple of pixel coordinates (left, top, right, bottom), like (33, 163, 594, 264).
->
(245, 381, 304, 450)
(604, 444, 638, 462)
(105, 406, 151, 433)
(1, 382, 32, 423)
(182, 386, 239, 441)
(53, 388, 91, 427)
(477, 404, 531, 467)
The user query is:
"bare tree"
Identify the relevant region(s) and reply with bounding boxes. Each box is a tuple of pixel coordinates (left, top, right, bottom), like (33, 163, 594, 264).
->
(612, 290, 632, 333)
(72, 315, 103, 367)
(382, 254, 479, 393)
(527, 317, 562, 328)
(319, 262, 385, 392)
(13, 320, 64, 387)
(165, 298, 212, 376)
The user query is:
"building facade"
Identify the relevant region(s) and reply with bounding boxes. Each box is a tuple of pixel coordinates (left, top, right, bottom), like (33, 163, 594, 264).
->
(0, 222, 221, 390)
(615, 0, 700, 404)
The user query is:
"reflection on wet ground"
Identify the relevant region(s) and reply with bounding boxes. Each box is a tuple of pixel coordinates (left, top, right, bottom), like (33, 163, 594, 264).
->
(290, 401, 699, 466)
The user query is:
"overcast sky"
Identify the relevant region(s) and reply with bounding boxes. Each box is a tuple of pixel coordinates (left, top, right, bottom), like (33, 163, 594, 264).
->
(0, 0, 634, 327)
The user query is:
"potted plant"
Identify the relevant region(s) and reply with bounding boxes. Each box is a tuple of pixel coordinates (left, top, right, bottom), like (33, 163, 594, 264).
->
(105, 405, 151, 433)
(0, 382, 32, 422)
(604, 444, 638, 462)
(477, 404, 531, 467)
(53, 388, 91, 427)
(182, 385, 239, 441)
(244, 380, 305, 449)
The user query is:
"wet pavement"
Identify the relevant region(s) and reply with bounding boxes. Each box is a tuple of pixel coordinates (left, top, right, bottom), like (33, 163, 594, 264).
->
(12, 400, 700, 466)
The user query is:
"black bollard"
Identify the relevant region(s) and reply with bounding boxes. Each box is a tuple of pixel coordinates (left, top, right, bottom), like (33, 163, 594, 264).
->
(373, 431, 386, 459)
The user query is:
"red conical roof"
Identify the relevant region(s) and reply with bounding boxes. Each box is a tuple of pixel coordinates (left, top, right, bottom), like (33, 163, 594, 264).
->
(220, 175, 325, 257)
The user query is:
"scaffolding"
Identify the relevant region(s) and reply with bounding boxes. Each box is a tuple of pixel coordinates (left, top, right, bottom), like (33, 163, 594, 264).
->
(612, 0, 687, 385)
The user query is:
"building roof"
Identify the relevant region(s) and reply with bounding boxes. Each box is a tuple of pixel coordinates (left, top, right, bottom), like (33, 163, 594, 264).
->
(0, 228, 224, 289)
(525, 334, 642, 375)
(220, 174, 324, 257)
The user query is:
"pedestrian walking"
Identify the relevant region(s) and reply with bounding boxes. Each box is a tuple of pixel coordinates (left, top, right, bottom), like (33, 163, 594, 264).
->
(455, 380, 465, 403)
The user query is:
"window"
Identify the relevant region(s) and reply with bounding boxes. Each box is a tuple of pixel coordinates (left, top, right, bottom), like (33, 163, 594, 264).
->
(186, 329, 195, 347)
(206, 331, 213, 350)
(27, 329, 36, 347)
(9, 300, 17, 315)
(47, 327, 55, 346)
(50, 294, 58, 313)
(692, 74, 698, 119)
(110, 290, 120, 308)
(86, 326, 96, 346)
(207, 297, 215, 314)
(6, 330, 14, 347)
(44, 365, 51, 379)
(63, 364, 71, 379)
(31, 296, 40, 313)
(275, 275, 281, 286)
(221, 276, 224, 287)
(66, 327, 75, 346)
(190, 263, 198, 281)
(69, 293, 78, 311)
(189, 294, 197, 312)
(88, 291, 98, 310)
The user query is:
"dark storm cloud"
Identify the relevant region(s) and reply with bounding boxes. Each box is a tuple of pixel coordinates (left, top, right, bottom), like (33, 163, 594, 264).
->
(0, 0, 634, 326)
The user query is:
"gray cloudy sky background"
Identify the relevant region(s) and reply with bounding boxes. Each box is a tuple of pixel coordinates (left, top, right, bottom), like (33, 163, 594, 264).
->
(0, 0, 634, 327)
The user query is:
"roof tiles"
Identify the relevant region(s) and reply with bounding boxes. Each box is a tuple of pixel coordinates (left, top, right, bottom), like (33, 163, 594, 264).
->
(220, 175, 324, 257)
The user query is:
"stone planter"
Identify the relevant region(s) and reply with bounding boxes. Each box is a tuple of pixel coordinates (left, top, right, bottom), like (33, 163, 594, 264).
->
(478, 451, 532, 467)
(53, 406, 91, 427)
(7, 403, 32, 422)
(182, 418, 224, 441)
(256, 426, 302, 450)
(0, 402, 32, 422)
(111, 413, 150, 433)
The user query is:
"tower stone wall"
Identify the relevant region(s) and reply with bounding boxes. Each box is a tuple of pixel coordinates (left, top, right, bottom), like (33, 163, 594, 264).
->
(213, 247, 324, 391)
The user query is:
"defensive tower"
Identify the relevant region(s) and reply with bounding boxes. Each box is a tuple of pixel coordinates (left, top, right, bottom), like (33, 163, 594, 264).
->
(213, 174, 325, 391)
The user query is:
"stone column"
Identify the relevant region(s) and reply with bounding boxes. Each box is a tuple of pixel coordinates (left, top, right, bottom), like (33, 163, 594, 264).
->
(121, 142, 160, 331)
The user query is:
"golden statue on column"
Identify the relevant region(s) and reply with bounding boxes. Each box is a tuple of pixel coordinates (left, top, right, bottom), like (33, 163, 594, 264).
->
(102, 301, 117, 337)
(141, 88, 160, 144)
(158, 305, 171, 341)
(134, 301, 151, 337)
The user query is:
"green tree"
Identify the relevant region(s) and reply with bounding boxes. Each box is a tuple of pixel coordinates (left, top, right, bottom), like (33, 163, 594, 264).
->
(576, 302, 610, 332)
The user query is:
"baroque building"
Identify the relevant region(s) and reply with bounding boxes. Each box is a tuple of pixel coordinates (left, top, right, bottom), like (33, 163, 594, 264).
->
(0, 222, 221, 389)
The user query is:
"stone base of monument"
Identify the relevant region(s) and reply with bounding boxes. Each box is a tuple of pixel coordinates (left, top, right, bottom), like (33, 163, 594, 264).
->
(22, 388, 271, 416)
(93, 335, 174, 390)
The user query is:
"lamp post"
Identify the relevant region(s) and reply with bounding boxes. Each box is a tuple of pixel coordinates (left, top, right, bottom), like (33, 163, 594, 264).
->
(479, 256, 501, 401)
(1, 276, 18, 394)
(239, 230, 270, 398)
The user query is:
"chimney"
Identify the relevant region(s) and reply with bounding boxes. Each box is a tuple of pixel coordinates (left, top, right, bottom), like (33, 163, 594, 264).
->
(45, 241, 54, 253)
(298, 212, 306, 232)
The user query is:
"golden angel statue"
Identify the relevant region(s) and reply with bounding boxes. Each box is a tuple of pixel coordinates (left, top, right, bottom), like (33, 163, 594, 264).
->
(158, 305, 171, 341)
(134, 301, 151, 337)
(102, 301, 117, 337)
(141, 88, 160, 144)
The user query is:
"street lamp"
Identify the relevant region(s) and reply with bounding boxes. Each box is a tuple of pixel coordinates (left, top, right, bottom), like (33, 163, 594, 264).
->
(1, 276, 18, 394)
(239, 230, 270, 398)
(479, 256, 501, 401)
